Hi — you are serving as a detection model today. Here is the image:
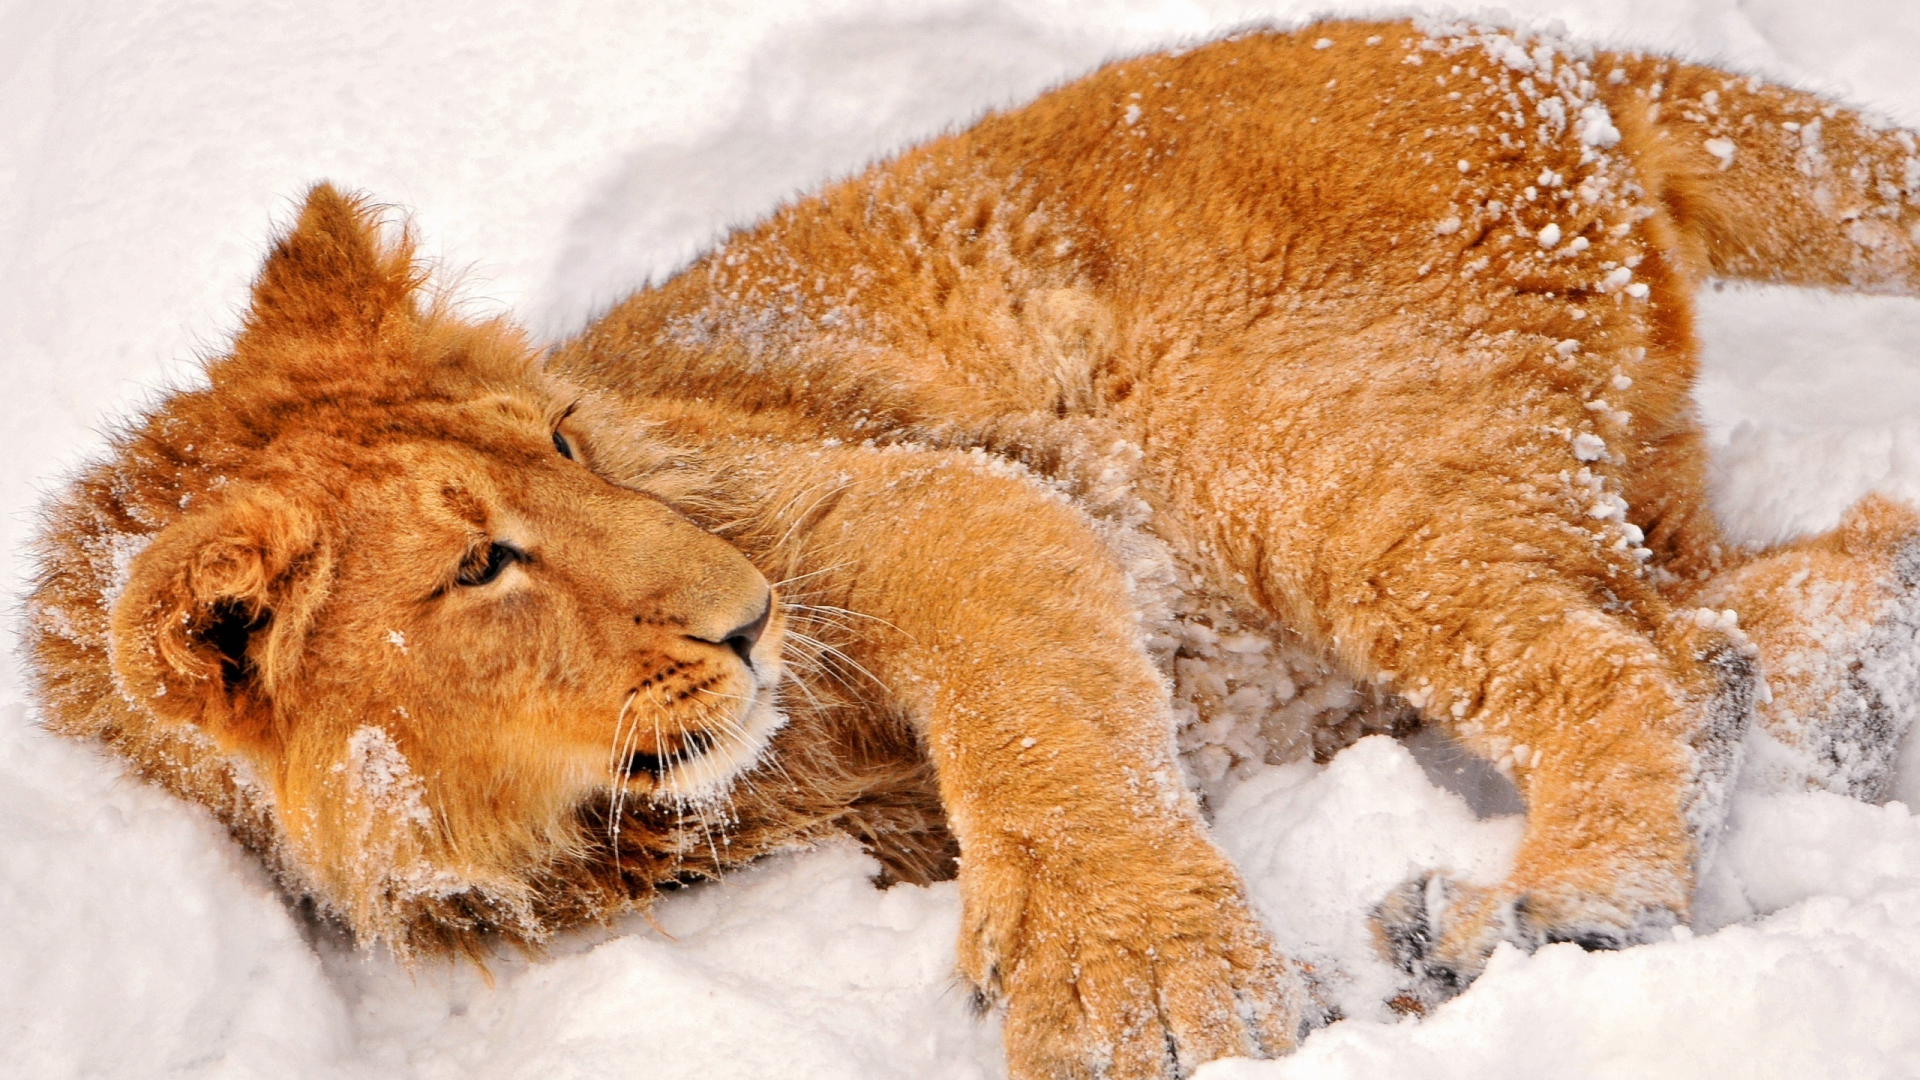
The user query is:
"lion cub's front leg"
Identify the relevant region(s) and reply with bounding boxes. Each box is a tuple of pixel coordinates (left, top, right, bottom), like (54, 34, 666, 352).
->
(773, 448, 1310, 1077)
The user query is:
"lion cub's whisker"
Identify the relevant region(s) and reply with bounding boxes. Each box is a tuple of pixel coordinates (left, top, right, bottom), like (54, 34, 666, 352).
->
(692, 686, 753, 705)
(606, 689, 639, 779)
(786, 597, 907, 638)
(781, 629, 882, 692)
(607, 688, 641, 857)
(769, 565, 845, 590)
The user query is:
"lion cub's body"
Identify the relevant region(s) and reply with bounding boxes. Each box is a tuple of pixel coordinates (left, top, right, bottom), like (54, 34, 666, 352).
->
(27, 19, 1920, 1079)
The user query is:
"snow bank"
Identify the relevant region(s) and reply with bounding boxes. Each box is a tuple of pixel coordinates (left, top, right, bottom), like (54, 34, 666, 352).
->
(1201, 894, 1920, 1079)
(324, 844, 1000, 1080)
(6, 1, 1920, 1078)
(0, 705, 353, 1079)
(1203, 752, 1920, 1079)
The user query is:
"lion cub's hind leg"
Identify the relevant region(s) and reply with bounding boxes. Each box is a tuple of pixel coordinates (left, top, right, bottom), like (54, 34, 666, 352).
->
(1345, 553, 1756, 1002)
(1695, 495, 1920, 802)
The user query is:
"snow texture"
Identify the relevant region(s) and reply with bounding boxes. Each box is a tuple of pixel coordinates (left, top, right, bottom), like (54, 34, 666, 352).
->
(7, 1, 1920, 1077)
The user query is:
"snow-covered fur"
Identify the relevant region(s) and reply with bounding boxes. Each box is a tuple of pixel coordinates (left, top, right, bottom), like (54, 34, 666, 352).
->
(1700, 495, 1920, 801)
(25, 18, 1920, 1078)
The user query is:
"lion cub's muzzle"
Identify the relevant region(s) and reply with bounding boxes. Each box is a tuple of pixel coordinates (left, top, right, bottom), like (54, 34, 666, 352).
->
(612, 586, 786, 802)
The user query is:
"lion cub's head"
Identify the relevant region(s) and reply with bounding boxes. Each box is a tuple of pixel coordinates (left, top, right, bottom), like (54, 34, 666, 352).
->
(27, 185, 785, 953)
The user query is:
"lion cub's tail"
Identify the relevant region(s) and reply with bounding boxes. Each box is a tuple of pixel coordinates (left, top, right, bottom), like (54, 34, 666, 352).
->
(1601, 56, 1920, 295)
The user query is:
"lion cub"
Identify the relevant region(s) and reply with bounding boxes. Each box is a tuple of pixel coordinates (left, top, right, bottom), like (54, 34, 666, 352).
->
(28, 18, 1920, 1079)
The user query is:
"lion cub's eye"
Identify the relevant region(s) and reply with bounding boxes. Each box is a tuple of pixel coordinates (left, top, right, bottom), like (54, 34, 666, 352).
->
(456, 541, 523, 587)
(552, 430, 574, 460)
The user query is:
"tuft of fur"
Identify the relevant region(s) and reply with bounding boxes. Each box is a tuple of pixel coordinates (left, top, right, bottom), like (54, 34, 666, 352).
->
(26, 20, 1920, 1079)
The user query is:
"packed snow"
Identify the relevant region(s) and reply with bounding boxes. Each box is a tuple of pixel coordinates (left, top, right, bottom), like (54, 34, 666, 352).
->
(6, 1, 1920, 1077)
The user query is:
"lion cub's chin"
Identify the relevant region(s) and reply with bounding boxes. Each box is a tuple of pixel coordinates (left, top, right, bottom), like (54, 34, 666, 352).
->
(631, 679, 789, 806)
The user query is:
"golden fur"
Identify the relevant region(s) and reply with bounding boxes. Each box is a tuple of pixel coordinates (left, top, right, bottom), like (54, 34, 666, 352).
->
(26, 19, 1920, 1077)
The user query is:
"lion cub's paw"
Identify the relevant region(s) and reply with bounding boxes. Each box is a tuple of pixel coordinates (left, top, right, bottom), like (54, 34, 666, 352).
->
(967, 864, 1316, 1079)
(1371, 873, 1679, 1007)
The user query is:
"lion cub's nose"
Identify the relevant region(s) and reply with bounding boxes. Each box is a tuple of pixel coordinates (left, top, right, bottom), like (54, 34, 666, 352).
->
(685, 593, 771, 667)
(719, 597, 772, 667)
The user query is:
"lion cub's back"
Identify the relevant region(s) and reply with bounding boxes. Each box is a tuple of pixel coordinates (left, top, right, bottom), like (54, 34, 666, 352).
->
(590, 20, 1651, 433)
(946, 22, 1590, 330)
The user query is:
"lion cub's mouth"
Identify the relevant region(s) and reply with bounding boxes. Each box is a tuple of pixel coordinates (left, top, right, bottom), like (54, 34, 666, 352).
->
(624, 729, 717, 779)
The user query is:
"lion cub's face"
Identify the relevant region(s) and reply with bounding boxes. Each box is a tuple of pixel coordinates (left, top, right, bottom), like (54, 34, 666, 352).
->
(301, 415, 787, 805)
(97, 187, 784, 924)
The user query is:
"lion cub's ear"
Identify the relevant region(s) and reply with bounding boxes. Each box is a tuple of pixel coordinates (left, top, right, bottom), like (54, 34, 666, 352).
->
(109, 488, 332, 755)
(235, 183, 422, 354)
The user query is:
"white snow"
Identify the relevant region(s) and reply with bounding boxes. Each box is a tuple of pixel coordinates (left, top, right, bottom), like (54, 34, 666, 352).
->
(1575, 102, 1622, 147)
(7, 1, 1920, 1078)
